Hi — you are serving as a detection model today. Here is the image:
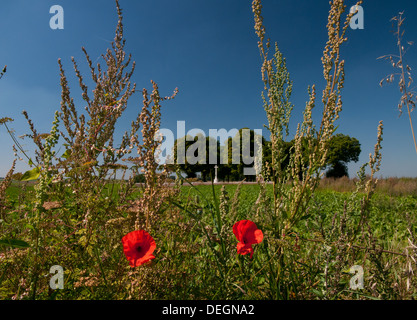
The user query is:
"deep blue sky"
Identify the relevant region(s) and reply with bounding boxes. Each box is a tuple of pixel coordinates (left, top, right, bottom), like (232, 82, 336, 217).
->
(0, 0, 417, 178)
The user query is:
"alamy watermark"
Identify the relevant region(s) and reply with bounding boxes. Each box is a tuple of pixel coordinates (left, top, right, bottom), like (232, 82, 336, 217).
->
(48, 5, 362, 32)
(49, 265, 64, 290)
(48, 4, 362, 31)
(349, 265, 364, 290)
(350, 5, 364, 30)
(50, 5, 64, 30)
(47, 263, 364, 291)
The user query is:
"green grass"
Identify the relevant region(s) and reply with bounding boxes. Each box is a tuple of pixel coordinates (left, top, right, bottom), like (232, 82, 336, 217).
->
(1, 181, 417, 300)
(181, 183, 417, 244)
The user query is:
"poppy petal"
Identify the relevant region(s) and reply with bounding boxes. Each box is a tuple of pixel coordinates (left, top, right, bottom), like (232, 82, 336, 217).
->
(237, 242, 253, 257)
(253, 229, 264, 244)
(233, 220, 263, 259)
(122, 230, 156, 267)
(233, 220, 263, 244)
(233, 221, 244, 242)
(243, 223, 260, 244)
(233, 220, 255, 242)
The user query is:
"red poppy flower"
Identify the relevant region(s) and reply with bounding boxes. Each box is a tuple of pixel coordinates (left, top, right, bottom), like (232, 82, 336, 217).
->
(233, 220, 263, 259)
(122, 230, 156, 267)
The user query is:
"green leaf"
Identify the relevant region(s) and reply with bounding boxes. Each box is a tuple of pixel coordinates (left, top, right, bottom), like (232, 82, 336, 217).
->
(49, 290, 59, 300)
(62, 149, 72, 159)
(0, 239, 30, 248)
(311, 288, 324, 298)
(25, 223, 35, 231)
(21, 167, 41, 181)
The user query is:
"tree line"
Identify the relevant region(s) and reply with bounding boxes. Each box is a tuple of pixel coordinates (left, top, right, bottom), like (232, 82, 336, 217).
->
(166, 128, 360, 182)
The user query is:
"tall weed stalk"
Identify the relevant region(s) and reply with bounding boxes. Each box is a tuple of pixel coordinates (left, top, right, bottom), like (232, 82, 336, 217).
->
(250, 0, 388, 299)
(379, 12, 417, 154)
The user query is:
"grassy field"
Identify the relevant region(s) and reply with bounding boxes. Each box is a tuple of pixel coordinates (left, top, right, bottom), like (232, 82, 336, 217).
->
(1, 179, 416, 300)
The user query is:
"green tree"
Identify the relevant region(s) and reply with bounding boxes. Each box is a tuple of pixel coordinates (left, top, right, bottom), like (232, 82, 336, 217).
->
(173, 129, 268, 182)
(262, 134, 361, 179)
(224, 128, 267, 182)
(325, 133, 361, 178)
(173, 135, 199, 179)
(173, 134, 219, 181)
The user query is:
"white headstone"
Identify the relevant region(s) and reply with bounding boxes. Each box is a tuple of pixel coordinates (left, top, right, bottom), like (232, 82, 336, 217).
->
(214, 165, 219, 183)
